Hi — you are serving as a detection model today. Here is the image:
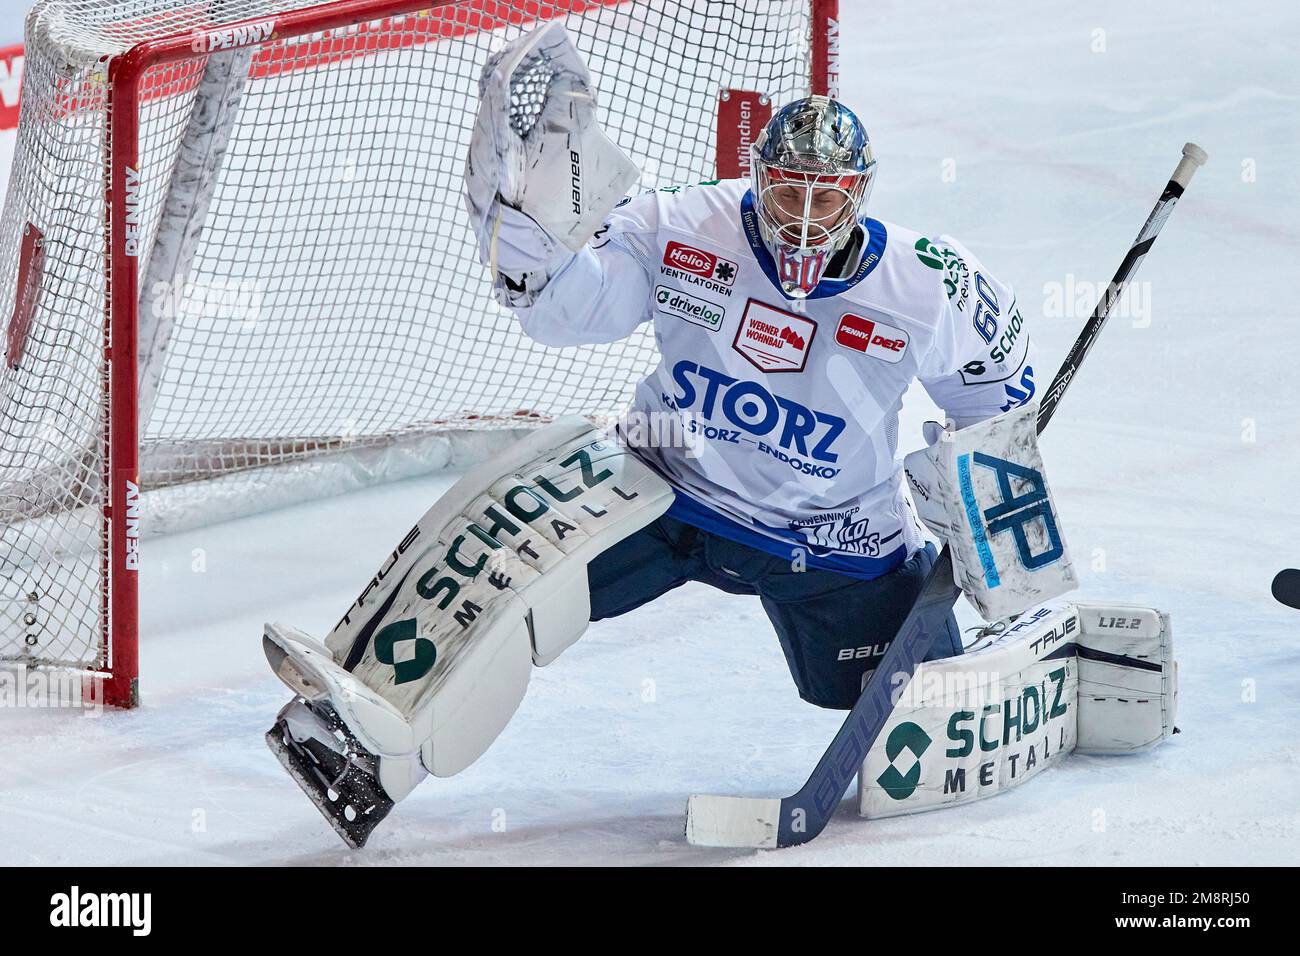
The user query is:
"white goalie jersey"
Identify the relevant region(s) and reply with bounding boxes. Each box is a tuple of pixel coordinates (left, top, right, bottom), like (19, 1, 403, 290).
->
(511, 178, 1037, 579)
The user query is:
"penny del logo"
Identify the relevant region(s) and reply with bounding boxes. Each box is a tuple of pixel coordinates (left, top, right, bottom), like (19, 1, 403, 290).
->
(835, 313, 909, 364)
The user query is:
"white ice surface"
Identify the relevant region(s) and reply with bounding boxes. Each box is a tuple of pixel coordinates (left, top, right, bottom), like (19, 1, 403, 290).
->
(2, 0, 1299, 865)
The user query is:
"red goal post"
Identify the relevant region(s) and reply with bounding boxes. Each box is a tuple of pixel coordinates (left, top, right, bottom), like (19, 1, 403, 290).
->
(1, 0, 840, 708)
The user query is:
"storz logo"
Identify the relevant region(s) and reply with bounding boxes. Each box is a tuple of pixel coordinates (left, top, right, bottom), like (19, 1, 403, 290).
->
(834, 313, 909, 364)
(663, 241, 737, 286)
(654, 285, 725, 331)
(666, 360, 846, 467)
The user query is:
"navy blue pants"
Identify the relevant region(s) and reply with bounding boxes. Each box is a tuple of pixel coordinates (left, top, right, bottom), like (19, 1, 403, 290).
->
(587, 514, 962, 709)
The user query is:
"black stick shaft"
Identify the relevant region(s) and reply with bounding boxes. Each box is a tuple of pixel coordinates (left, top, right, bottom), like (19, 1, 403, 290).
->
(1037, 143, 1207, 434)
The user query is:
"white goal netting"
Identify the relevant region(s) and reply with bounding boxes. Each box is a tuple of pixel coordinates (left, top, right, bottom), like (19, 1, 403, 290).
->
(0, 0, 816, 683)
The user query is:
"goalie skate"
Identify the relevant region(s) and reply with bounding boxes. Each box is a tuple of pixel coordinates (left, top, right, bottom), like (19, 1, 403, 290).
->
(265, 698, 395, 849)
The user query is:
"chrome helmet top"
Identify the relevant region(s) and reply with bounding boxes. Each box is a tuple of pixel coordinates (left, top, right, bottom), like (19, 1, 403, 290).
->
(751, 96, 876, 297)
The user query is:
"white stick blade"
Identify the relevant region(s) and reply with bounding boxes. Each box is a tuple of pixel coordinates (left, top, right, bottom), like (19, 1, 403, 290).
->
(685, 794, 781, 848)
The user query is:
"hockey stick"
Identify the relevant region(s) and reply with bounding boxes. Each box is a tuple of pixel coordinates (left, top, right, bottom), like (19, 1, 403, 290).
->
(686, 142, 1208, 849)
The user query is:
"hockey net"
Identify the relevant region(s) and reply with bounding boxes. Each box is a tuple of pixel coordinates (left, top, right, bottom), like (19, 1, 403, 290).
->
(0, 0, 832, 705)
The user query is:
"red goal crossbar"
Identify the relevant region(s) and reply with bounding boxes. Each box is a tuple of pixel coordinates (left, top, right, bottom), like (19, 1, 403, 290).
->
(89, 0, 840, 708)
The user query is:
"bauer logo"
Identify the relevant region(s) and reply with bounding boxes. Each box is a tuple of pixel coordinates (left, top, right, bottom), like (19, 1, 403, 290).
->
(569, 149, 582, 215)
(733, 299, 815, 372)
(654, 285, 725, 331)
(835, 313, 909, 363)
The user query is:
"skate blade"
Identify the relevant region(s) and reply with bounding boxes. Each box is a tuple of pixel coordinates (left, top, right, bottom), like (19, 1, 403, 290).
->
(266, 723, 372, 850)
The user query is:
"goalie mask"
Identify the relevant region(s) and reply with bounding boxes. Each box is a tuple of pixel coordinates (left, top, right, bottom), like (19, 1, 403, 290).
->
(751, 96, 876, 297)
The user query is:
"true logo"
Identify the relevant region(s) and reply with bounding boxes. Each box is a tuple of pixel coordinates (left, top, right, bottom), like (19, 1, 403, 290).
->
(834, 313, 909, 363)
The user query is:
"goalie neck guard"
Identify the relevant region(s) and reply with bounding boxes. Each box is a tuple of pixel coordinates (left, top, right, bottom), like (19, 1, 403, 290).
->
(751, 96, 876, 297)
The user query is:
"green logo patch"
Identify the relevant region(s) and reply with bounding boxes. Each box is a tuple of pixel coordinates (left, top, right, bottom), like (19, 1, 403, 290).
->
(914, 237, 969, 303)
(374, 618, 437, 685)
(914, 237, 946, 270)
(876, 721, 932, 800)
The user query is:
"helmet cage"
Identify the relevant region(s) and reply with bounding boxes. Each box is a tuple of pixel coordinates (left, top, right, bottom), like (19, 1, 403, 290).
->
(752, 153, 874, 296)
(753, 160, 868, 252)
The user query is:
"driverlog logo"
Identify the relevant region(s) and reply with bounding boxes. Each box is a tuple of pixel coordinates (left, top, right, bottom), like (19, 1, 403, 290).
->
(655, 285, 726, 331)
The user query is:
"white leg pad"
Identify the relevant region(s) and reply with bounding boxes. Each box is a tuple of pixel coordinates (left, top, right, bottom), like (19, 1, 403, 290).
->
(1074, 603, 1177, 754)
(858, 599, 1178, 819)
(266, 417, 673, 789)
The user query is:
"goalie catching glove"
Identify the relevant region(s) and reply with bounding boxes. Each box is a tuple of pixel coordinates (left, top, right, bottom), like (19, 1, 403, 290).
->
(463, 21, 640, 307)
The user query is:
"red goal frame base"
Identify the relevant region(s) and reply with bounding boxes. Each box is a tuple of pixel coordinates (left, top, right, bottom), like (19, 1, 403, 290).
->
(89, 0, 840, 709)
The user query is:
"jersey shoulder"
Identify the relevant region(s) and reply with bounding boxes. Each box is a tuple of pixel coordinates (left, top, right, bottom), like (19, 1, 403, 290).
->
(838, 218, 956, 327)
(611, 178, 749, 247)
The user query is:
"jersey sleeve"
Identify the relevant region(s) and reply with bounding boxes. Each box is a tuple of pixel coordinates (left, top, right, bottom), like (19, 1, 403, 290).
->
(915, 235, 1038, 429)
(511, 193, 660, 346)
